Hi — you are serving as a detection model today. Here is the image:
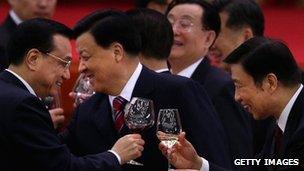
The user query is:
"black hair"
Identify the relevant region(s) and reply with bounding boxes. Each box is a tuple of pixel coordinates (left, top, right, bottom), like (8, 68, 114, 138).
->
(225, 37, 301, 87)
(7, 18, 72, 65)
(74, 9, 141, 56)
(126, 8, 173, 60)
(135, 0, 168, 8)
(166, 0, 221, 37)
(213, 0, 264, 36)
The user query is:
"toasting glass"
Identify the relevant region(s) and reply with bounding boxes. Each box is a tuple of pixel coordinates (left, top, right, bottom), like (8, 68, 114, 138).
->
(43, 86, 61, 109)
(124, 97, 155, 166)
(72, 73, 95, 106)
(156, 109, 182, 170)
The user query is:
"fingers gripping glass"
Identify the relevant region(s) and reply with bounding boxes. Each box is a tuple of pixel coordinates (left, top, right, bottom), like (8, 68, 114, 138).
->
(124, 97, 155, 166)
(156, 109, 182, 171)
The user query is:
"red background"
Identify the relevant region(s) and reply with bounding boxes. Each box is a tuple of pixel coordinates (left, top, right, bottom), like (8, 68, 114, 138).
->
(1, 0, 303, 126)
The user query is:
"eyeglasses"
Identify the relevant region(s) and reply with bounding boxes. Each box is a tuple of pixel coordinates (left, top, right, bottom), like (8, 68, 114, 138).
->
(168, 18, 194, 32)
(41, 51, 71, 70)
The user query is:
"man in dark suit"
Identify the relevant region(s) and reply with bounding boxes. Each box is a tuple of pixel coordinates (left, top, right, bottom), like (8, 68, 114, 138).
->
(126, 8, 173, 73)
(165, 0, 252, 165)
(0, 0, 57, 71)
(60, 10, 231, 171)
(0, 0, 67, 128)
(160, 37, 304, 170)
(210, 0, 274, 157)
(0, 18, 145, 171)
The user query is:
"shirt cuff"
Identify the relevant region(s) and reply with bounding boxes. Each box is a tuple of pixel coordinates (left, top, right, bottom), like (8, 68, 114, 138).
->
(200, 157, 209, 171)
(108, 150, 121, 165)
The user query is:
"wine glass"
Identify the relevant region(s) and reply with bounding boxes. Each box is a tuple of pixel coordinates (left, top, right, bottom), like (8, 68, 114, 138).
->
(124, 97, 155, 166)
(72, 73, 95, 106)
(156, 109, 182, 171)
(43, 86, 61, 109)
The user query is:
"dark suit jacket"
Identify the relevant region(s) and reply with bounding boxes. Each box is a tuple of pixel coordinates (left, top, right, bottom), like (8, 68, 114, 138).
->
(60, 67, 232, 171)
(191, 58, 253, 166)
(0, 70, 122, 171)
(0, 15, 17, 71)
(257, 87, 304, 170)
(301, 71, 304, 84)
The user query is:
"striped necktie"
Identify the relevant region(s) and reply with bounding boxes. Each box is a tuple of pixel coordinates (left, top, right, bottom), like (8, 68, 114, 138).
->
(113, 96, 128, 132)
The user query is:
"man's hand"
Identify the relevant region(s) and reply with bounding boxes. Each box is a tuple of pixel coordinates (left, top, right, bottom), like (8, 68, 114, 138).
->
(159, 132, 202, 170)
(111, 134, 145, 164)
(49, 108, 65, 129)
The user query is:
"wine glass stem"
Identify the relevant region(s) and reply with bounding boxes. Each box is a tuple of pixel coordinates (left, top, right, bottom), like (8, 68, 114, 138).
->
(168, 159, 172, 170)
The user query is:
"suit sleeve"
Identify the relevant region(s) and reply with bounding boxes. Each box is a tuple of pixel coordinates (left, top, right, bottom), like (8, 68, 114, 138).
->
(175, 80, 232, 169)
(10, 97, 121, 171)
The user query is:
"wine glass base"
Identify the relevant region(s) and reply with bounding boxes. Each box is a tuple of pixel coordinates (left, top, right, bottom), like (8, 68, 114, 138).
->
(127, 160, 144, 166)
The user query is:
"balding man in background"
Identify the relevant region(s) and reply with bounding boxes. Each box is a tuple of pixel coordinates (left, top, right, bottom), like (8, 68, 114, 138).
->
(0, 0, 57, 71)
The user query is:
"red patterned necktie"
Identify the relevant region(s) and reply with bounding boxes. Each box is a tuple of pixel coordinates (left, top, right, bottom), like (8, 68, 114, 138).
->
(113, 96, 128, 132)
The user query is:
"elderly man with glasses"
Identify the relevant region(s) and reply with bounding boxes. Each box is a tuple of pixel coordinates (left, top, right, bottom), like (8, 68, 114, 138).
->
(165, 0, 252, 169)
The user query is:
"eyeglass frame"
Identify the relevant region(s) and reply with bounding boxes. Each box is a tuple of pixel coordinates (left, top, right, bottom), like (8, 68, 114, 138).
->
(40, 51, 71, 70)
(168, 17, 195, 32)
(167, 17, 208, 33)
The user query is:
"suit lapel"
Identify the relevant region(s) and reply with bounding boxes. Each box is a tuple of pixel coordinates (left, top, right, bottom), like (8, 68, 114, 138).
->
(0, 70, 29, 92)
(191, 58, 210, 84)
(118, 67, 156, 135)
(91, 94, 119, 143)
(282, 88, 304, 155)
(132, 66, 155, 97)
(3, 15, 18, 32)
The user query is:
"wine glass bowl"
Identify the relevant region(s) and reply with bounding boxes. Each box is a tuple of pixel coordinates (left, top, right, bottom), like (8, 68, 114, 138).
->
(156, 109, 182, 170)
(124, 97, 155, 133)
(123, 97, 155, 166)
(73, 73, 95, 106)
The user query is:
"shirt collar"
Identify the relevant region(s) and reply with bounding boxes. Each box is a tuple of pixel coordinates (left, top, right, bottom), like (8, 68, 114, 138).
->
(9, 10, 23, 25)
(5, 69, 37, 96)
(176, 58, 204, 78)
(277, 84, 303, 132)
(109, 63, 143, 107)
(155, 68, 169, 73)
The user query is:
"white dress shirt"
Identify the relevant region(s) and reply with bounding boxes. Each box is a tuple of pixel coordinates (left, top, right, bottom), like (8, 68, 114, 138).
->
(277, 84, 303, 132)
(9, 10, 23, 25)
(177, 58, 203, 78)
(155, 68, 169, 73)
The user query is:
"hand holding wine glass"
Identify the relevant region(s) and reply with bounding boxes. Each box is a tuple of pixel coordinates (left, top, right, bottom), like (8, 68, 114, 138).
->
(157, 109, 182, 170)
(124, 97, 155, 165)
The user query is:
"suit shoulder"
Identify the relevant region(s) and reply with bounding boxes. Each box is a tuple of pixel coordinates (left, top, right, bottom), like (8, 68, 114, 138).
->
(155, 73, 204, 91)
(207, 65, 232, 85)
(0, 80, 34, 103)
(78, 92, 108, 110)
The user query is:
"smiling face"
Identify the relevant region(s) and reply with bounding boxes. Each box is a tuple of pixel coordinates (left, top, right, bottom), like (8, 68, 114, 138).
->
(76, 32, 120, 94)
(167, 4, 214, 71)
(8, 0, 57, 20)
(33, 34, 71, 98)
(231, 63, 273, 120)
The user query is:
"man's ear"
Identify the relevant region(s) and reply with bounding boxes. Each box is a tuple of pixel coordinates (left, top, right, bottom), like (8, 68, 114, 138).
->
(242, 27, 254, 41)
(111, 42, 124, 63)
(203, 30, 216, 49)
(262, 73, 278, 93)
(25, 49, 41, 71)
